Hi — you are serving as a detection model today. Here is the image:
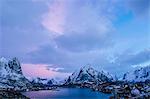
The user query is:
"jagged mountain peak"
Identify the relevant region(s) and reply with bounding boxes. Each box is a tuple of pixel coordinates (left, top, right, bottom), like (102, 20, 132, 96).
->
(0, 57, 32, 90)
(8, 57, 22, 74)
(81, 64, 93, 70)
(65, 65, 113, 85)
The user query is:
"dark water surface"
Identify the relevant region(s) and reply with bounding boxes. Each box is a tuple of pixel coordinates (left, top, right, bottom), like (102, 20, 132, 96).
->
(22, 88, 111, 99)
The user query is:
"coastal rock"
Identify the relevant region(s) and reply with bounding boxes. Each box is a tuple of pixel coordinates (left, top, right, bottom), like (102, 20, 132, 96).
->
(0, 90, 29, 98)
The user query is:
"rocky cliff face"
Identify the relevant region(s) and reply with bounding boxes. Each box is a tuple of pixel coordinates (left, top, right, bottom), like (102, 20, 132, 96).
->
(0, 57, 32, 90)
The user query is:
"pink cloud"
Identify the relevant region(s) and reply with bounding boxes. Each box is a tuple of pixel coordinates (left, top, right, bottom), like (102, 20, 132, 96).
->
(41, 0, 113, 38)
(42, 0, 67, 36)
(21, 63, 71, 79)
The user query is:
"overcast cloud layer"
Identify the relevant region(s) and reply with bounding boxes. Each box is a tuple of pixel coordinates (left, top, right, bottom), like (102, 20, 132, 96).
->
(0, 0, 150, 79)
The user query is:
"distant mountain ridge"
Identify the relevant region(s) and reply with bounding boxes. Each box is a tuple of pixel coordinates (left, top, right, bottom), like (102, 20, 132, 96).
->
(31, 77, 58, 86)
(123, 65, 150, 82)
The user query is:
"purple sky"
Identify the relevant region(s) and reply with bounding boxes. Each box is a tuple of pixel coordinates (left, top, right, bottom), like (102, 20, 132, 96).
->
(0, 0, 150, 79)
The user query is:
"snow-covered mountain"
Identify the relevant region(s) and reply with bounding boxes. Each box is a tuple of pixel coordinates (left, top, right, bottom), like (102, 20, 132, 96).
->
(123, 65, 150, 82)
(65, 65, 113, 85)
(0, 57, 32, 90)
(31, 77, 58, 86)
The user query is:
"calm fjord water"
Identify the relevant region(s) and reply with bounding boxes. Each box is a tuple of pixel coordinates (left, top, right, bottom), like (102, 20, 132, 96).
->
(22, 88, 111, 99)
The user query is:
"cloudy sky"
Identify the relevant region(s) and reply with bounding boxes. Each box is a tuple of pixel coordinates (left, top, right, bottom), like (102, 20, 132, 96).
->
(0, 0, 150, 79)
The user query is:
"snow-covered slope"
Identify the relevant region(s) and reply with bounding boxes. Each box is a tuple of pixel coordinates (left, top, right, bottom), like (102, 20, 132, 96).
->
(65, 65, 113, 84)
(31, 77, 58, 86)
(123, 65, 150, 82)
(0, 57, 32, 90)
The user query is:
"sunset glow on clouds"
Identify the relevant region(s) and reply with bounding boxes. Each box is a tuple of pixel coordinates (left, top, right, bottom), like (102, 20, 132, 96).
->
(1, 0, 150, 78)
(22, 63, 71, 79)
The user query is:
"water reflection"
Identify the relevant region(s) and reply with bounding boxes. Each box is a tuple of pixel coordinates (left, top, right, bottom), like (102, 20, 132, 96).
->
(22, 88, 111, 99)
